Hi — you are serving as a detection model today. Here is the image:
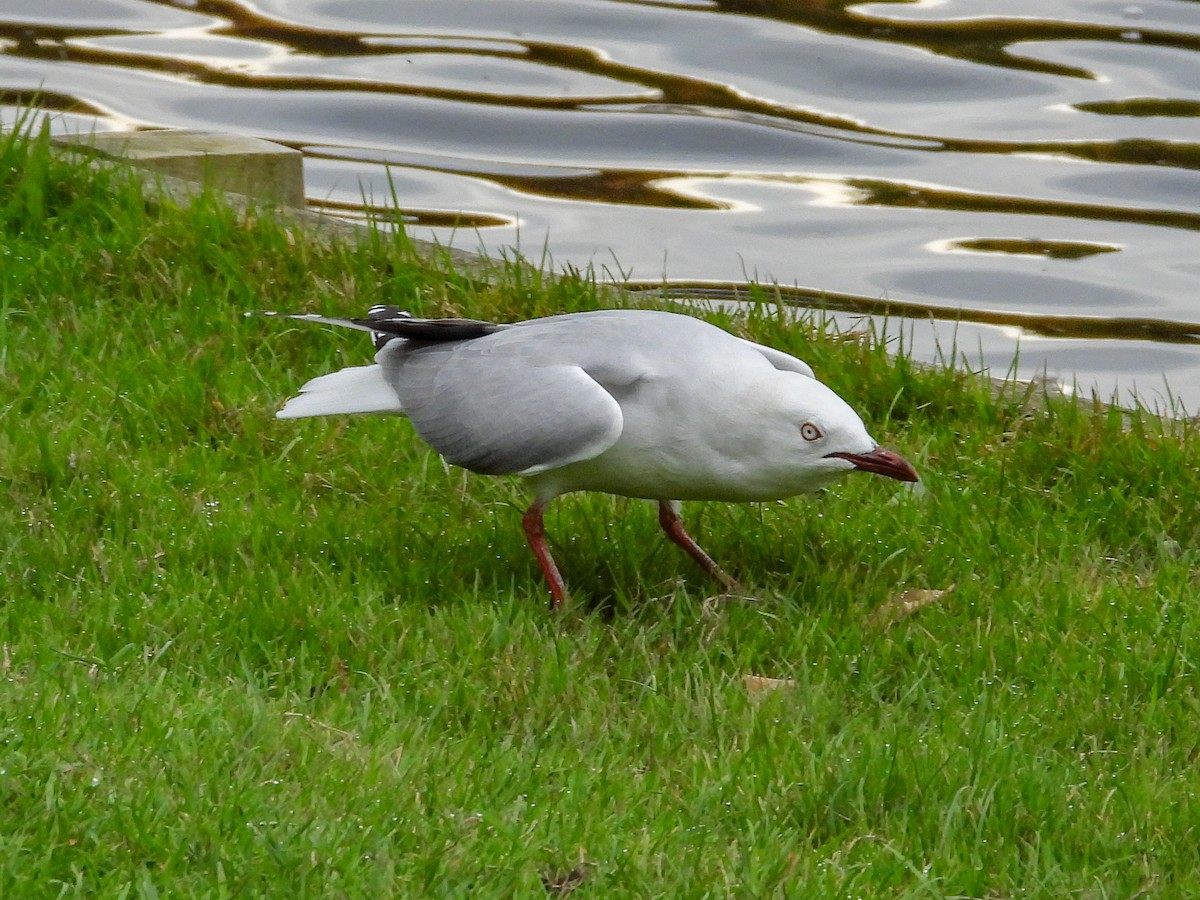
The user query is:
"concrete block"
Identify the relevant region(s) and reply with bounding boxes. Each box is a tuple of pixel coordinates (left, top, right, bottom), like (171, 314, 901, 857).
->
(55, 129, 306, 208)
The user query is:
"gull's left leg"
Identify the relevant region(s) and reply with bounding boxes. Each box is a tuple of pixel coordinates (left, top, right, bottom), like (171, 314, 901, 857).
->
(657, 500, 739, 591)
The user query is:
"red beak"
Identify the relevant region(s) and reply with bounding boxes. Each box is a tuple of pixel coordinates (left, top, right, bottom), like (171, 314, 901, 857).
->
(826, 446, 919, 483)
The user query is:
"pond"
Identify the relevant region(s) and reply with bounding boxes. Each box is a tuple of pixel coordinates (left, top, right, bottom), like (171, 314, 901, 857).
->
(6, 0, 1200, 408)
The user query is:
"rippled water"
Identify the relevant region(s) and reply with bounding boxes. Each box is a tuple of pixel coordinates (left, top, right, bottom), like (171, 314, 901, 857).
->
(7, 0, 1200, 407)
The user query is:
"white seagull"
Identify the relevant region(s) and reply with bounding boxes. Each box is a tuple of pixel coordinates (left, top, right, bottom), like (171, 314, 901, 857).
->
(253, 306, 919, 607)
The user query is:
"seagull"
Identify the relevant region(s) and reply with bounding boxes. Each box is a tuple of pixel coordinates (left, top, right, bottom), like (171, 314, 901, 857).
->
(252, 306, 919, 607)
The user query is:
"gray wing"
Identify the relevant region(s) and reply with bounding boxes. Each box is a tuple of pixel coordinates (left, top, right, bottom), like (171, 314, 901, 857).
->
(380, 342, 624, 476)
(737, 338, 815, 379)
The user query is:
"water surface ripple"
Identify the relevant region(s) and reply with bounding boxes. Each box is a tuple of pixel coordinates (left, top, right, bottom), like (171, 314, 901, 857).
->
(6, 0, 1200, 407)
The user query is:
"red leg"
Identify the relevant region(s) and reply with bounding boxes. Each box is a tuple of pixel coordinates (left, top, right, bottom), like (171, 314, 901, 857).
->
(522, 500, 568, 610)
(657, 500, 739, 591)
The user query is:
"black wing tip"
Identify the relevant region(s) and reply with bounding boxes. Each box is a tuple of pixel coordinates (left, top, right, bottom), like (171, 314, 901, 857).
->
(363, 315, 504, 343)
(247, 307, 503, 349)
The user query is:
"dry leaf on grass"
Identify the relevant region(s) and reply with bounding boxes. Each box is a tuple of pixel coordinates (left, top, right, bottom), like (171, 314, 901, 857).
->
(742, 674, 801, 699)
(869, 584, 956, 629)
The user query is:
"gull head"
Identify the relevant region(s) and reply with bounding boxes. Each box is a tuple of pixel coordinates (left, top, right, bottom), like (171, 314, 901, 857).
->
(750, 373, 919, 497)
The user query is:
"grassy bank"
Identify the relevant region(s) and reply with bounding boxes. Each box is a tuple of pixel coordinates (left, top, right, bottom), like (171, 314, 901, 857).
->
(2, 121, 1199, 897)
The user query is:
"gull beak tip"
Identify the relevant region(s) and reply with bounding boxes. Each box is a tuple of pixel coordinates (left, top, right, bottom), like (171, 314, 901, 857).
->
(827, 446, 920, 483)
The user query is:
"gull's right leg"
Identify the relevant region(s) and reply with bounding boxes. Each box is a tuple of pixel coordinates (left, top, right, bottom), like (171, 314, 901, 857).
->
(522, 499, 568, 610)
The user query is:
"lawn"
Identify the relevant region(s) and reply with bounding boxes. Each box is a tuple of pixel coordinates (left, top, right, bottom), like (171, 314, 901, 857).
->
(2, 120, 1198, 897)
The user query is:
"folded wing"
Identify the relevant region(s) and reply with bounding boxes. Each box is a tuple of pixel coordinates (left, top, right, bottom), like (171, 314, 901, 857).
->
(382, 342, 624, 476)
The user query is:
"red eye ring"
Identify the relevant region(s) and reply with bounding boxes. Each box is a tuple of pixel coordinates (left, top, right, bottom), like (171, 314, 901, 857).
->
(801, 422, 822, 442)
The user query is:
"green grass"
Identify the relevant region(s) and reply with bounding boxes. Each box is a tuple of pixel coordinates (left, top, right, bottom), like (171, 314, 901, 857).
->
(2, 118, 1199, 897)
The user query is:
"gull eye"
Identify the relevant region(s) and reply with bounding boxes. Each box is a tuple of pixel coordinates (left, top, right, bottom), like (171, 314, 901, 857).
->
(800, 422, 822, 442)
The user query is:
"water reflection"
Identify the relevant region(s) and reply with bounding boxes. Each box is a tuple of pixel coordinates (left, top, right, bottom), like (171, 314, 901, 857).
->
(631, 280, 1200, 343)
(934, 237, 1121, 260)
(3, 0, 1200, 406)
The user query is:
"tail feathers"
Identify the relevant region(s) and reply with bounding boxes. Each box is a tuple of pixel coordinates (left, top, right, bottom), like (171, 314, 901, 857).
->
(276, 365, 405, 419)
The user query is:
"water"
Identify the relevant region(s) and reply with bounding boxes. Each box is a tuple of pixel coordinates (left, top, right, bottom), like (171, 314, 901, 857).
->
(6, 0, 1200, 408)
